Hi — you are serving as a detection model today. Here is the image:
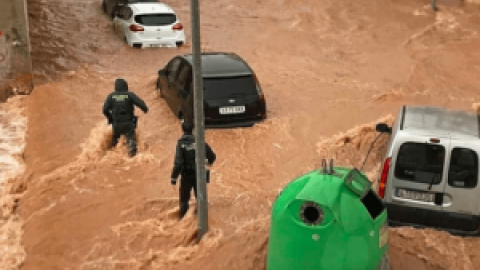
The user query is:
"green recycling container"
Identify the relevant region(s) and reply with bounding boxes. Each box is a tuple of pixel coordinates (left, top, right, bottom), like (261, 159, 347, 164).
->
(266, 166, 389, 270)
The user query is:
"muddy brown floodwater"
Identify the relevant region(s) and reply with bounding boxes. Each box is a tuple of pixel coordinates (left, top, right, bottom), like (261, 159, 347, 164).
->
(1, 0, 480, 269)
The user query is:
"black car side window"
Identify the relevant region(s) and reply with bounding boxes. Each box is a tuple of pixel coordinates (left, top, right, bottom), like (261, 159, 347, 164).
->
(124, 7, 133, 20)
(168, 59, 181, 83)
(184, 72, 192, 93)
(177, 64, 191, 90)
(119, 7, 128, 19)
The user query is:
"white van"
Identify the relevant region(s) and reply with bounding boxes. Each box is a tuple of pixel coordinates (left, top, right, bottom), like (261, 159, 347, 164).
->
(375, 105, 480, 235)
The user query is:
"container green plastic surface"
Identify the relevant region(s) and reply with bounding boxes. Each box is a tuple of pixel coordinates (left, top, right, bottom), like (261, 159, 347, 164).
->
(266, 166, 389, 270)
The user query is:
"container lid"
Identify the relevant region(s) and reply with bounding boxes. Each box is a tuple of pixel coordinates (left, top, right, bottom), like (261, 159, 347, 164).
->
(343, 168, 372, 198)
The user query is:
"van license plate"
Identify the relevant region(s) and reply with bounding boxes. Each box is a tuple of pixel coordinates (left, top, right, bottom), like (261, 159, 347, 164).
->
(397, 189, 434, 202)
(219, 106, 245, 114)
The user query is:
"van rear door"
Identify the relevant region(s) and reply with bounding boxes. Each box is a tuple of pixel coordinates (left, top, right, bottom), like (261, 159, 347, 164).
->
(441, 140, 480, 232)
(387, 136, 449, 227)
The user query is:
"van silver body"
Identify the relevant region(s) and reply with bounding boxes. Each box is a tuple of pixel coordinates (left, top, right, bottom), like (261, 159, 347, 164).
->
(377, 105, 480, 235)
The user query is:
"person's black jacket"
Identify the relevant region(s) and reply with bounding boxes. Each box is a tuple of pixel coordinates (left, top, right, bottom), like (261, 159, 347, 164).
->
(171, 134, 216, 179)
(103, 78, 148, 123)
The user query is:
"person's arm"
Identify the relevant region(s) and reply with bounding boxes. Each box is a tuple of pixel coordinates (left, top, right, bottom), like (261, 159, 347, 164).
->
(102, 95, 113, 123)
(171, 142, 184, 184)
(129, 92, 149, 113)
(205, 143, 216, 165)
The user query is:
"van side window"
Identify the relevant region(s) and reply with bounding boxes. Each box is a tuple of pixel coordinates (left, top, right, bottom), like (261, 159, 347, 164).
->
(394, 143, 445, 185)
(448, 148, 478, 188)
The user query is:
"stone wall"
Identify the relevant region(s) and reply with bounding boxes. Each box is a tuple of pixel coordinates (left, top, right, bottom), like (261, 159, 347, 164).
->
(0, 0, 34, 102)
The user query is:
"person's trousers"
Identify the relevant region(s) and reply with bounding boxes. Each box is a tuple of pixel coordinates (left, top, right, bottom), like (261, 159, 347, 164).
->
(179, 174, 197, 219)
(112, 120, 137, 157)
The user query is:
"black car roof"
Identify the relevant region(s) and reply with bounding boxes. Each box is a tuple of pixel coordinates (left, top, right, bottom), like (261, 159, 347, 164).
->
(181, 52, 253, 78)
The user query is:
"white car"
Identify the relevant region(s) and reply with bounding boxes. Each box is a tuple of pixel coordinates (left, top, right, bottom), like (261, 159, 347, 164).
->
(112, 2, 186, 48)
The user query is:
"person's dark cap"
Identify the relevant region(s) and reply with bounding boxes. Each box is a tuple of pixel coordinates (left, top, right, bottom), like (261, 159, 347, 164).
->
(182, 121, 194, 133)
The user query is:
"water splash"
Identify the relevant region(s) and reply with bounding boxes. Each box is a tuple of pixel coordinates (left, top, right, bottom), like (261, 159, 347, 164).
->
(0, 96, 27, 270)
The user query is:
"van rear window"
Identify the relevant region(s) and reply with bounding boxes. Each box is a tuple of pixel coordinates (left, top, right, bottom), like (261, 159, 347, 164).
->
(134, 14, 177, 26)
(394, 143, 445, 185)
(448, 148, 478, 188)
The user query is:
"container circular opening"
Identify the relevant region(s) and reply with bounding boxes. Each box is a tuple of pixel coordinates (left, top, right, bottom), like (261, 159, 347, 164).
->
(300, 202, 324, 226)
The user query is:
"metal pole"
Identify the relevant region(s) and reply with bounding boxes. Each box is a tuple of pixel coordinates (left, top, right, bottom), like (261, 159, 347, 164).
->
(190, 0, 208, 241)
(431, 0, 438, 11)
(22, 0, 35, 92)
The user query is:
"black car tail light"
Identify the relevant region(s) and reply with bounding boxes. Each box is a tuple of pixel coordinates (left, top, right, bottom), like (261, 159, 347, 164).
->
(252, 74, 263, 93)
(259, 93, 265, 104)
(259, 94, 267, 119)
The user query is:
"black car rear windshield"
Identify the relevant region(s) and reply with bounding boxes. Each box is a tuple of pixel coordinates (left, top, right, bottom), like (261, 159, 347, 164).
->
(134, 14, 177, 26)
(203, 76, 258, 99)
(394, 142, 445, 185)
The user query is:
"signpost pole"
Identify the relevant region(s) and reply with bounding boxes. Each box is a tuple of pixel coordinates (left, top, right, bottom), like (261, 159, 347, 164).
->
(190, 0, 208, 241)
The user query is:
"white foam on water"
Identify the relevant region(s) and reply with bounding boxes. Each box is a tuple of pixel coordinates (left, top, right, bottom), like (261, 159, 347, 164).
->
(0, 96, 27, 270)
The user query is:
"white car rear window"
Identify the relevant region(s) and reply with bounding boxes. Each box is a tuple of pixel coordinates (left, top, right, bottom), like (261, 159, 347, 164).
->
(134, 14, 177, 26)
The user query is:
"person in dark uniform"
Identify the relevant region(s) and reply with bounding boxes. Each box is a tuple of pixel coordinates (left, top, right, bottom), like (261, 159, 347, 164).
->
(103, 78, 148, 157)
(171, 121, 216, 219)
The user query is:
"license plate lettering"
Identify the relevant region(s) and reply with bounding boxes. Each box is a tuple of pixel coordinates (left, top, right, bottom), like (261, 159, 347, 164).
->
(397, 189, 434, 202)
(219, 106, 245, 114)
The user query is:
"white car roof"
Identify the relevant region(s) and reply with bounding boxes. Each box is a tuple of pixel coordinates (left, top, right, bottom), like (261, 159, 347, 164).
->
(129, 3, 175, 14)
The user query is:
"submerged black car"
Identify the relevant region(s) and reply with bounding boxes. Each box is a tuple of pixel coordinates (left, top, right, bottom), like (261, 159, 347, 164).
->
(156, 52, 267, 128)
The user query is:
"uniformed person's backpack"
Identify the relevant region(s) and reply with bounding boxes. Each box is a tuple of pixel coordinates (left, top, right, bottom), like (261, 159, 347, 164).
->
(182, 141, 196, 173)
(111, 94, 130, 121)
